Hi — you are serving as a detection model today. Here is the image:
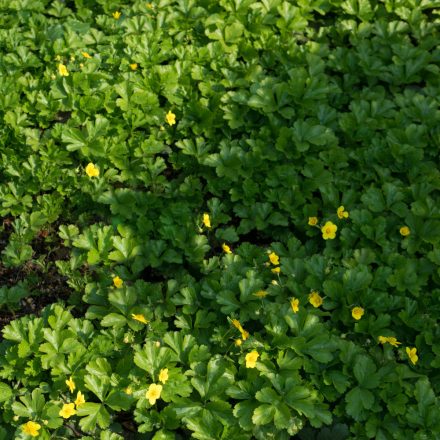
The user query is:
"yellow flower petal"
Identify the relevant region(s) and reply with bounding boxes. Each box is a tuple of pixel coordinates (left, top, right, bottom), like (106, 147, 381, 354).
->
(309, 291, 323, 308)
(165, 110, 176, 126)
(290, 298, 299, 313)
(74, 391, 85, 407)
(58, 63, 69, 77)
(159, 368, 169, 384)
(321, 221, 337, 240)
(202, 213, 211, 228)
(351, 307, 364, 320)
(22, 421, 41, 437)
(268, 252, 279, 265)
(145, 383, 162, 405)
(387, 337, 401, 347)
(222, 243, 232, 254)
(245, 350, 259, 368)
(113, 276, 123, 288)
(85, 162, 99, 177)
(308, 216, 318, 226)
(400, 226, 410, 236)
(113, 11, 121, 19)
(59, 403, 76, 419)
(337, 206, 349, 219)
(406, 347, 418, 365)
(131, 314, 149, 324)
(240, 329, 249, 341)
(65, 376, 75, 393)
(254, 290, 268, 298)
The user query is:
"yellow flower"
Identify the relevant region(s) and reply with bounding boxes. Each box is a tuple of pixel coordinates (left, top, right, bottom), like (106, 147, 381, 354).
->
(165, 110, 176, 126)
(202, 213, 211, 228)
(271, 267, 281, 274)
(113, 276, 123, 288)
(400, 226, 410, 236)
(74, 391, 85, 407)
(268, 251, 280, 265)
(308, 217, 318, 226)
(58, 63, 69, 77)
(245, 350, 259, 368)
(85, 162, 99, 177)
(351, 307, 364, 320)
(158, 368, 169, 384)
(406, 347, 418, 365)
(222, 243, 232, 254)
(65, 376, 75, 393)
(130, 63, 138, 70)
(81, 52, 92, 59)
(146, 2, 153, 8)
(231, 318, 249, 340)
(131, 314, 149, 324)
(321, 221, 337, 240)
(290, 298, 299, 313)
(125, 386, 133, 395)
(309, 291, 323, 308)
(387, 337, 401, 347)
(22, 421, 41, 437)
(113, 11, 121, 19)
(145, 383, 162, 405)
(231, 319, 242, 330)
(234, 338, 242, 347)
(59, 403, 76, 419)
(254, 290, 268, 298)
(337, 206, 349, 219)
(379, 335, 402, 347)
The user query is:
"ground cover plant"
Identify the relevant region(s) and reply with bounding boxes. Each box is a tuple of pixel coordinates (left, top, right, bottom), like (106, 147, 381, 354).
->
(0, 0, 440, 438)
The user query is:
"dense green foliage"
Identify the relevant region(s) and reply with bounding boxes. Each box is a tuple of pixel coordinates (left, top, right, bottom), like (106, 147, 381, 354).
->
(1, 0, 440, 438)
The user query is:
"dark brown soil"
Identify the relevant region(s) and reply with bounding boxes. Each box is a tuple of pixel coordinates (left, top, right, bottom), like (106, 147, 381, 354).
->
(0, 221, 74, 330)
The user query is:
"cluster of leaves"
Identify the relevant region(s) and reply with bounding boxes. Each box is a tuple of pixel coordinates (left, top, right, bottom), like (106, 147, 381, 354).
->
(1, 0, 440, 438)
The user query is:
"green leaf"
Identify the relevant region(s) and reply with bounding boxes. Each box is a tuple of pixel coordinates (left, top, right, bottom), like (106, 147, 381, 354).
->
(252, 404, 276, 425)
(233, 400, 259, 430)
(224, 22, 244, 43)
(255, 387, 280, 404)
(134, 341, 173, 375)
(105, 390, 132, 411)
(274, 403, 292, 430)
(414, 378, 436, 418)
(100, 313, 127, 328)
(361, 188, 386, 213)
(216, 290, 241, 314)
(191, 356, 234, 400)
(77, 403, 111, 431)
(345, 387, 374, 421)
(343, 265, 372, 292)
(353, 355, 380, 389)
(84, 375, 110, 402)
(285, 386, 315, 419)
(0, 383, 12, 403)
